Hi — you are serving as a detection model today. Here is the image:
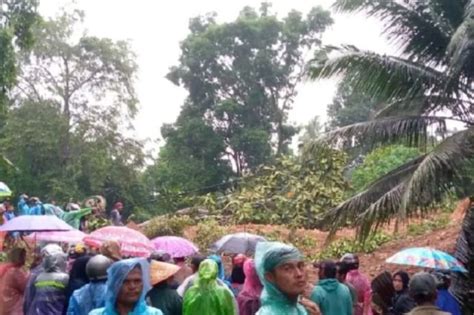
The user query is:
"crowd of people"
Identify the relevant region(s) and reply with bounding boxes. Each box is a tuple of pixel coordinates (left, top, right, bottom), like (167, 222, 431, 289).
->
(0, 239, 464, 315)
(0, 197, 464, 315)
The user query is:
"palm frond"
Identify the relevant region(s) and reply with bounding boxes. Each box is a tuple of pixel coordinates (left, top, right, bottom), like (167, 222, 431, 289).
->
(333, 0, 457, 63)
(309, 47, 445, 101)
(320, 155, 425, 234)
(321, 127, 474, 240)
(447, 1, 474, 87)
(375, 96, 474, 124)
(401, 127, 474, 216)
(314, 115, 447, 149)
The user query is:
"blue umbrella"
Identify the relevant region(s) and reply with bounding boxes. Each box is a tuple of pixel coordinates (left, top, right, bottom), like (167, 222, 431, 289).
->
(386, 247, 467, 273)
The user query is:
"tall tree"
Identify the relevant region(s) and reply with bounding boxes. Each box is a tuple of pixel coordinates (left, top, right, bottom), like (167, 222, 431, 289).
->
(15, 10, 138, 164)
(0, 0, 39, 128)
(167, 3, 333, 176)
(308, 0, 473, 306)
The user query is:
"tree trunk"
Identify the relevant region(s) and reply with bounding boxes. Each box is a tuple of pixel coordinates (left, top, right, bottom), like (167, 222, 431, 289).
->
(60, 58, 71, 165)
(451, 199, 474, 313)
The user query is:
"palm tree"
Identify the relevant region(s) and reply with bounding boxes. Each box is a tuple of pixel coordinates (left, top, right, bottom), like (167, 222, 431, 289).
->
(308, 0, 474, 307)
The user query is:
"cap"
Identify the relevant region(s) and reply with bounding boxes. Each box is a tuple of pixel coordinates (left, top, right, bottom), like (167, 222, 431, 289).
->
(409, 272, 437, 297)
(150, 261, 180, 285)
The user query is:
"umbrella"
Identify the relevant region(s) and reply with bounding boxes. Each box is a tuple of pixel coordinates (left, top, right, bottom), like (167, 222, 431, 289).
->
(83, 226, 154, 257)
(26, 229, 87, 244)
(210, 232, 266, 255)
(151, 236, 199, 258)
(0, 182, 12, 198)
(0, 215, 74, 232)
(386, 247, 467, 272)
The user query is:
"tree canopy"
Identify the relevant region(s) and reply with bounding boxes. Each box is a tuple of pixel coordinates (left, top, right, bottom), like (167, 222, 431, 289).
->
(161, 3, 333, 189)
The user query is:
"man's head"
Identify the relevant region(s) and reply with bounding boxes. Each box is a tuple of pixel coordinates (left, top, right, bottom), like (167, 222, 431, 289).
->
(317, 260, 337, 280)
(190, 254, 206, 273)
(117, 266, 143, 306)
(114, 202, 124, 211)
(335, 261, 349, 283)
(340, 253, 359, 271)
(105, 259, 150, 312)
(255, 241, 307, 301)
(409, 272, 438, 305)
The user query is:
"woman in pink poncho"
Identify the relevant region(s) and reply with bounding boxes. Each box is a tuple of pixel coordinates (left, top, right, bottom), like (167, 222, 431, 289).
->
(0, 248, 29, 315)
(237, 259, 263, 315)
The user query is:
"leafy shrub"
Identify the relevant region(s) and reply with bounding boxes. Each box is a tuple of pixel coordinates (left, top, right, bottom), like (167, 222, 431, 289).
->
(407, 214, 450, 236)
(351, 145, 420, 192)
(315, 233, 391, 260)
(197, 145, 349, 229)
(143, 215, 195, 239)
(193, 219, 226, 253)
(87, 216, 109, 232)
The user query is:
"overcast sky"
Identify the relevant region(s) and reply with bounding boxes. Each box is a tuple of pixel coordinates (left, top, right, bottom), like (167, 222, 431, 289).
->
(39, 0, 397, 149)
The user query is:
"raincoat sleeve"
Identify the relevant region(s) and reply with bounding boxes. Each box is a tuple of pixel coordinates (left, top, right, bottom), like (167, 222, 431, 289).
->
(67, 294, 80, 315)
(18, 197, 29, 216)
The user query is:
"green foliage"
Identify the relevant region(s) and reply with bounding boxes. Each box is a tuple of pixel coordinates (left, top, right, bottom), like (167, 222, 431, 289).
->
(87, 216, 109, 232)
(193, 219, 226, 253)
(143, 215, 195, 239)
(201, 144, 348, 228)
(0, 0, 39, 118)
(163, 3, 333, 189)
(315, 232, 391, 260)
(407, 213, 450, 236)
(351, 145, 421, 191)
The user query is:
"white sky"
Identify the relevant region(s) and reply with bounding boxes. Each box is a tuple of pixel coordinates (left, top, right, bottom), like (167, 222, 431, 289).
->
(39, 0, 397, 151)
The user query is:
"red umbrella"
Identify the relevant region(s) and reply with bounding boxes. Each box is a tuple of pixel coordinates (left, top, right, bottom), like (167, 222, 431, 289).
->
(83, 226, 153, 257)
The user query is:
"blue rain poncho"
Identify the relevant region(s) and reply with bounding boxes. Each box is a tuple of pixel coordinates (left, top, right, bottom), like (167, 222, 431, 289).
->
(89, 258, 162, 315)
(67, 280, 107, 315)
(255, 241, 307, 315)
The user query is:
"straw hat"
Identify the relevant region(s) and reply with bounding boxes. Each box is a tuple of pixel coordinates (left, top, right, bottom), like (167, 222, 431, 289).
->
(150, 261, 181, 285)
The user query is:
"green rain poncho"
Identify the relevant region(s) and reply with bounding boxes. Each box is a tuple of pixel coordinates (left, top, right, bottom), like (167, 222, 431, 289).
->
(183, 259, 236, 315)
(255, 241, 307, 315)
(43, 204, 91, 230)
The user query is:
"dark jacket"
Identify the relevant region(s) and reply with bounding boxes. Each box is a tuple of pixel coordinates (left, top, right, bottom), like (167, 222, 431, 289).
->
(148, 282, 182, 315)
(389, 290, 416, 315)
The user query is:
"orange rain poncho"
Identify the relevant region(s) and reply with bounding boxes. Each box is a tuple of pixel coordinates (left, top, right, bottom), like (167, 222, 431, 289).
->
(0, 248, 29, 315)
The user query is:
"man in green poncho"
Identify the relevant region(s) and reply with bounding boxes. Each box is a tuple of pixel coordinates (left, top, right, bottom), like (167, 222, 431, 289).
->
(43, 204, 91, 230)
(255, 241, 320, 315)
(183, 259, 236, 315)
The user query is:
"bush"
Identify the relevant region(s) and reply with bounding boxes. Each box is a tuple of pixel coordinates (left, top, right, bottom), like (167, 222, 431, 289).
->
(143, 215, 195, 239)
(193, 219, 226, 253)
(315, 233, 391, 261)
(407, 214, 450, 236)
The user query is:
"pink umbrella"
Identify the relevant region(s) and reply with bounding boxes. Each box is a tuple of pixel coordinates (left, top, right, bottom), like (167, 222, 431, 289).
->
(26, 229, 87, 244)
(83, 226, 153, 257)
(151, 236, 199, 258)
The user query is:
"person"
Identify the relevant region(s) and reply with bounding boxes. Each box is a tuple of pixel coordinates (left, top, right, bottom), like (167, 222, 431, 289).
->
(388, 271, 416, 315)
(183, 259, 236, 315)
(89, 258, 162, 315)
(30, 249, 69, 314)
(28, 197, 44, 215)
(0, 248, 29, 315)
(255, 241, 320, 315)
(24, 244, 64, 315)
(173, 256, 193, 285)
(177, 254, 206, 296)
(100, 240, 122, 261)
(149, 250, 173, 263)
(64, 255, 91, 313)
(43, 203, 92, 230)
(17, 194, 30, 215)
(336, 261, 358, 311)
(67, 254, 113, 315)
(110, 202, 124, 226)
(147, 260, 182, 315)
(2, 201, 19, 239)
(432, 271, 461, 315)
(209, 254, 232, 289)
(230, 254, 247, 295)
(311, 260, 353, 315)
(341, 253, 373, 315)
(237, 258, 263, 315)
(406, 272, 450, 315)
